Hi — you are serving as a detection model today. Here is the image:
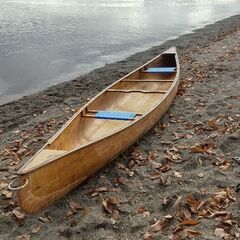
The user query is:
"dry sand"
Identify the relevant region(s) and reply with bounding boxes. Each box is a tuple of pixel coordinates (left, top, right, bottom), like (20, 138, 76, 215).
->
(0, 15, 239, 240)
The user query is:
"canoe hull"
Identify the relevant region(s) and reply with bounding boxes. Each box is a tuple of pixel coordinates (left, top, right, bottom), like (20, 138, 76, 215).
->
(18, 78, 179, 214)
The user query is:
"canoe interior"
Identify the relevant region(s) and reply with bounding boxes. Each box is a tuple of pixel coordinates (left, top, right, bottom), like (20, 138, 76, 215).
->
(20, 51, 177, 172)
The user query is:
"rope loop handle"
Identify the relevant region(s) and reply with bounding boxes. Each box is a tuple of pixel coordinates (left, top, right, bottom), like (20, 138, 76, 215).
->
(8, 178, 28, 191)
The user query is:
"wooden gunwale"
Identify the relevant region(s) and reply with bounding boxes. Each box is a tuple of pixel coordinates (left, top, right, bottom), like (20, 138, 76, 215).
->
(18, 48, 179, 175)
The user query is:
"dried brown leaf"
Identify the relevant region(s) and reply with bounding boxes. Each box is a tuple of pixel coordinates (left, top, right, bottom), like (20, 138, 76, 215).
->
(38, 217, 51, 224)
(116, 176, 127, 185)
(112, 209, 120, 220)
(173, 171, 182, 178)
(69, 201, 82, 213)
(190, 143, 216, 154)
(159, 163, 171, 173)
(178, 209, 192, 221)
(173, 196, 183, 209)
(16, 234, 31, 240)
(215, 228, 229, 238)
(1, 190, 12, 199)
(150, 171, 161, 180)
(148, 151, 158, 161)
(32, 225, 42, 234)
(0, 182, 8, 190)
(162, 196, 170, 206)
(187, 229, 201, 238)
(12, 209, 25, 221)
(91, 187, 108, 197)
(149, 215, 173, 233)
(186, 194, 202, 213)
(143, 231, 152, 240)
(208, 119, 220, 130)
(179, 219, 199, 226)
(102, 196, 118, 215)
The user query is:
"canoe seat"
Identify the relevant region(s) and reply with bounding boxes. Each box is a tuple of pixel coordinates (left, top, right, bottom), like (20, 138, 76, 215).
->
(144, 67, 176, 73)
(95, 111, 136, 120)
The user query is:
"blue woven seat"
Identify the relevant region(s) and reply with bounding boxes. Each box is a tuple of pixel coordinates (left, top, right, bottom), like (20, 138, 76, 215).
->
(95, 111, 136, 120)
(145, 67, 176, 73)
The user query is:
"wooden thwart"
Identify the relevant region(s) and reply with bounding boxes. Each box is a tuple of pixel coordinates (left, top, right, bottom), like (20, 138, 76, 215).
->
(122, 79, 174, 82)
(107, 89, 167, 94)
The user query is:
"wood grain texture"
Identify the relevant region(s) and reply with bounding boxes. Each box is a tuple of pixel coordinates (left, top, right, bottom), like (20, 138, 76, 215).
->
(17, 47, 180, 214)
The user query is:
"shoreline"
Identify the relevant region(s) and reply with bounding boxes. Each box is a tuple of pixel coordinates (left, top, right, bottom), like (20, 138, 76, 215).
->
(0, 13, 239, 107)
(0, 14, 239, 132)
(0, 14, 239, 240)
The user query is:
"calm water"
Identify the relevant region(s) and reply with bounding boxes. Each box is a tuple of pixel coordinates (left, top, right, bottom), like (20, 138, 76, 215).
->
(0, 0, 240, 105)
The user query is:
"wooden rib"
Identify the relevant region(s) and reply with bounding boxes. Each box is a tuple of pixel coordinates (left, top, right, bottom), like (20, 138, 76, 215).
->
(121, 79, 174, 82)
(107, 89, 167, 94)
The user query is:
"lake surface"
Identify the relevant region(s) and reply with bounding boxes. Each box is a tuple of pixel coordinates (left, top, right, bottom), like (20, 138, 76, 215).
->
(0, 0, 240, 105)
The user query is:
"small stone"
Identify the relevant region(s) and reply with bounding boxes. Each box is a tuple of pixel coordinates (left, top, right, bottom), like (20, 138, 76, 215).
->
(198, 173, 204, 178)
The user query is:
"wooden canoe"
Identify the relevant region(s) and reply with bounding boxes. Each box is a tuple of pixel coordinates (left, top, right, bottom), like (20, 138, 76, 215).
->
(13, 47, 180, 214)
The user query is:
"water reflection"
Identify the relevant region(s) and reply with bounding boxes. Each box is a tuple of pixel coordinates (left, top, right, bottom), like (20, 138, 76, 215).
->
(0, 0, 240, 105)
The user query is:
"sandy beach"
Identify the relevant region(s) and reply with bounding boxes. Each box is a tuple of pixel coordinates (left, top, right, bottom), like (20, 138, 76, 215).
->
(0, 14, 239, 240)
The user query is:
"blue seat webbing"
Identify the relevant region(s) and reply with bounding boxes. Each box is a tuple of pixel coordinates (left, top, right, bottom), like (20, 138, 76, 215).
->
(145, 67, 176, 73)
(95, 111, 136, 120)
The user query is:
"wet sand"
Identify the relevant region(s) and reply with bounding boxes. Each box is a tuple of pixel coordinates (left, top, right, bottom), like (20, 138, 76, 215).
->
(0, 14, 239, 240)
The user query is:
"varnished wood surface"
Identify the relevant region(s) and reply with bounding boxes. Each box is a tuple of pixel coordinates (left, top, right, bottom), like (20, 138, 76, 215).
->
(17, 47, 180, 213)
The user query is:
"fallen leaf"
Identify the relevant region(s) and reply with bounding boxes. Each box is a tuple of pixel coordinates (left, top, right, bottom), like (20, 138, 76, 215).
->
(208, 211, 232, 219)
(186, 194, 202, 213)
(16, 234, 31, 240)
(208, 119, 220, 130)
(102, 196, 119, 217)
(111, 209, 120, 220)
(173, 171, 182, 178)
(173, 196, 183, 209)
(190, 143, 216, 154)
(116, 176, 127, 185)
(149, 215, 173, 233)
(12, 209, 25, 221)
(159, 175, 172, 186)
(137, 207, 146, 213)
(0, 182, 8, 190)
(32, 225, 42, 234)
(226, 187, 236, 201)
(162, 196, 170, 206)
(148, 151, 158, 160)
(143, 231, 152, 240)
(143, 211, 150, 217)
(69, 201, 83, 213)
(150, 171, 161, 180)
(159, 163, 171, 173)
(216, 159, 231, 171)
(1, 190, 12, 199)
(90, 187, 108, 197)
(187, 229, 201, 238)
(178, 209, 192, 221)
(215, 228, 229, 238)
(38, 217, 51, 224)
(179, 219, 199, 226)
(151, 161, 162, 169)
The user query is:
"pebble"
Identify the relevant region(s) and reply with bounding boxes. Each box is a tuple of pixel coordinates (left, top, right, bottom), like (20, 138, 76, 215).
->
(198, 173, 204, 178)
